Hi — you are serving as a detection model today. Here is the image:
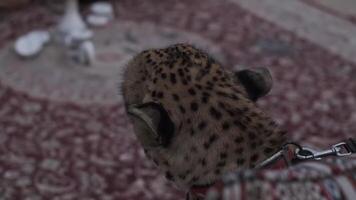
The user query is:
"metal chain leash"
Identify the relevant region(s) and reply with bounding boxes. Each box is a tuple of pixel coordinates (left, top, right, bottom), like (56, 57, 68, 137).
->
(257, 138, 356, 169)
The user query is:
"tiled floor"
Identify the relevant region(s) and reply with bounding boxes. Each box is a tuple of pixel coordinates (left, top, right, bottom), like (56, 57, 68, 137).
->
(0, 0, 355, 199)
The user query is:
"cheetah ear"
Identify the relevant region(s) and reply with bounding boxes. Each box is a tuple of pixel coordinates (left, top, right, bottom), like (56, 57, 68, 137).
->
(128, 102, 175, 148)
(235, 67, 273, 101)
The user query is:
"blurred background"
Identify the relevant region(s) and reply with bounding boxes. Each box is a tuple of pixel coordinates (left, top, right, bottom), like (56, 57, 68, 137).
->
(0, 0, 355, 199)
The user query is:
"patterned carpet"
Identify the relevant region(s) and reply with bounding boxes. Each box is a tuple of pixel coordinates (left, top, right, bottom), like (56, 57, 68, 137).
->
(0, 0, 355, 199)
(301, 0, 356, 24)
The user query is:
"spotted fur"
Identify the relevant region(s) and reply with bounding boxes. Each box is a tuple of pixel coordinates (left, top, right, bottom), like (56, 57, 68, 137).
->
(121, 44, 287, 191)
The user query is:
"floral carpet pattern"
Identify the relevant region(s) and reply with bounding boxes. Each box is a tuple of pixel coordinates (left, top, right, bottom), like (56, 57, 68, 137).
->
(0, 0, 355, 199)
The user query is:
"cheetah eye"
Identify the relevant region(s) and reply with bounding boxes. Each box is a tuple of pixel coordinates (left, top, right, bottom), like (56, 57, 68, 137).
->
(128, 102, 175, 148)
(234, 67, 273, 101)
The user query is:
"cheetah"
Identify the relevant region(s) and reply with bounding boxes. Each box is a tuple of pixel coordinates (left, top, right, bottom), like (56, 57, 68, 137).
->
(121, 44, 288, 199)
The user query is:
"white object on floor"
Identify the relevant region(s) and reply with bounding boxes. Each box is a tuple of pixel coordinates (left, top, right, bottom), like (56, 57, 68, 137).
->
(80, 41, 96, 65)
(69, 41, 96, 66)
(58, 0, 87, 36)
(64, 29, 93, 46)
(31, 31, 50, 44)
(90, 2, 114, 18)
(87, 14, 111, 27)
(14, 30, 50, 58)
(87, 1, 114, 27)
(55, 0, 96, 66)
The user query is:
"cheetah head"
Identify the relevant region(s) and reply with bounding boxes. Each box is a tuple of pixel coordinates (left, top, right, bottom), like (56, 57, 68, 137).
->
(121, 44, 287, 190)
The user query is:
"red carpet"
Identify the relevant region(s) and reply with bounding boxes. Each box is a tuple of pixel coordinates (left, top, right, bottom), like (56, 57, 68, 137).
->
(0, 0, 355, 199)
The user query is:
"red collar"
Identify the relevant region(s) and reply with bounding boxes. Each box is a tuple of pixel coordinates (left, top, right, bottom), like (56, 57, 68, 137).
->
(189, 147, 296, 198)
(190, 181, 224, 199)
